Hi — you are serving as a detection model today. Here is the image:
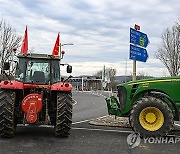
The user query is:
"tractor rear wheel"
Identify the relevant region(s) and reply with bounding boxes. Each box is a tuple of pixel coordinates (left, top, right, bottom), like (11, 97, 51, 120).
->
(54, 92, 72, 137)
(130, 96, 174, 137)
(0, 90, 16, 138)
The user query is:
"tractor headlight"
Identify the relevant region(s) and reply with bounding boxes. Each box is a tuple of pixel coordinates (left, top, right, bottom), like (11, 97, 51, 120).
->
(117, 86, 127, 110)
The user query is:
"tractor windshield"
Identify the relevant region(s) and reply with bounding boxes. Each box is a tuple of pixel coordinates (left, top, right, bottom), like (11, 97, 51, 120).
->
(25, 60, 50, 84)
(15, 57, 61, 84)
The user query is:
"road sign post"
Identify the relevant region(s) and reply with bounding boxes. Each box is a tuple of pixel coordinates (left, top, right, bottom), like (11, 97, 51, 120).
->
(130, 24, 149, 81)
(133, 60, 136, 81)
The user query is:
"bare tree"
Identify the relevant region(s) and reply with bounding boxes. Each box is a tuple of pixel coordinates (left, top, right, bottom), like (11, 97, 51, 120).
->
(94, 70, 102, 79)
(94, 67, 116, 81)
(0, 18, 21, 75)
(108, 68, 116, 82)
(156, 22, 180, 76)
(94, 67, 117, 90)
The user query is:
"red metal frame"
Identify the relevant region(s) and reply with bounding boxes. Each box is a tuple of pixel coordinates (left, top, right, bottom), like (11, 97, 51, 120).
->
(0, 80, 24, 89)
(0, 80, 72, 91)
(50, 82, 72, 91)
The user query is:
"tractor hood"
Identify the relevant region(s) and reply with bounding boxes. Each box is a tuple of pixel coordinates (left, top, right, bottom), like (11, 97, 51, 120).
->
(117, 76, 180, 87)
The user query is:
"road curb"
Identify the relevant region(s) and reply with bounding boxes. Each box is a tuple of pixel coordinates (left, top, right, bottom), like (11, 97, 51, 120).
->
(89, 115, 131, 128)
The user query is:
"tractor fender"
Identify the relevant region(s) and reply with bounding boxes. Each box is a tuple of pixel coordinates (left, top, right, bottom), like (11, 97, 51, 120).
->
(0, 80, 23, 89)
(50, 82, 72, 91)
(149, 91, 180, 121)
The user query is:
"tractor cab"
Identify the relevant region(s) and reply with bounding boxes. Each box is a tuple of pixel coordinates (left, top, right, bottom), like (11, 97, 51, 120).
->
(15, 53, 72, 85)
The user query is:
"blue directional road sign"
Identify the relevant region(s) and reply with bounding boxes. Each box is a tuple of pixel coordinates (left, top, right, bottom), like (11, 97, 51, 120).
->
(129, 44, 148, 62)
(130, 28, 149, 48)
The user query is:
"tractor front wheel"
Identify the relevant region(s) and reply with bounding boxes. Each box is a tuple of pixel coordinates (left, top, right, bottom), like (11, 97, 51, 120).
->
(54, 92, 72, 137)
(0, 90, 16, 138)
(130, 96, 174, 137)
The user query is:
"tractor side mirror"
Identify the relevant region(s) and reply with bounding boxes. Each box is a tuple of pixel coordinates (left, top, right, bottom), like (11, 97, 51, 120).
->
(67, 65, 72, 73)
(3, 62, 10, 70)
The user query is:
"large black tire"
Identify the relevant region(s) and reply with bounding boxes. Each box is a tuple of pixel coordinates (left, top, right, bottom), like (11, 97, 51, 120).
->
(130, 96, 174, 137)
(54, 92, 72, 137)
(0, 90, 16, 138)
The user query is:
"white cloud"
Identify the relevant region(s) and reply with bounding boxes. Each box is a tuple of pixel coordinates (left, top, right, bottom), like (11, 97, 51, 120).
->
(61, 59, 169, 77)
(0, 0, 179, 77)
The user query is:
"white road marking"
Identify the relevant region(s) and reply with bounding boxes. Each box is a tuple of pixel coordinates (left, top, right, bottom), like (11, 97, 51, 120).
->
(72, 115, 108, 125)
(72, 119, 91, 125)
(18, 115, 108, 127)
(72, 127, 132, 133)
(72, 98, 77, 106)
(73, 90, 108, 98)
(18, 124, 132, 134)
(174, 123, 180, 127)
(167, 134, 180, 137)
(39, 125, 53, 128)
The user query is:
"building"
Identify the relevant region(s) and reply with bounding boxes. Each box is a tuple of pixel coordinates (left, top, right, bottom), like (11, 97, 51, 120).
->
(69, 76, 102, 91)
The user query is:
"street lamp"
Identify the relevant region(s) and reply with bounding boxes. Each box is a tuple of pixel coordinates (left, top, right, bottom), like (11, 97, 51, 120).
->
(59, 43, 74, 81)
(61, 43, 74, 46)
(59, 43, 74, 59)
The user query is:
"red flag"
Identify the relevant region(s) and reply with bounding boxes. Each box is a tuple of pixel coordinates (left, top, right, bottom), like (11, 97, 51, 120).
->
(52, 33, 60, 56)
(21, 26, 28, 54)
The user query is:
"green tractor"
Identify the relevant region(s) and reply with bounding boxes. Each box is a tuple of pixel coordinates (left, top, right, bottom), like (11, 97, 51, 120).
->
(106, 77, 180, 137)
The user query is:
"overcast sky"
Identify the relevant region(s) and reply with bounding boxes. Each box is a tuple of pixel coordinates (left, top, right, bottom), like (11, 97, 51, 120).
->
(0, 0, 180, 77)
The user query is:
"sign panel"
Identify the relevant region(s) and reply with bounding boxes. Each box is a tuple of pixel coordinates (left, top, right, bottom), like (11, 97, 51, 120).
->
(130, 28, 149, 48)
(129, 44, 148, 62)
(102, 65, 110, 83)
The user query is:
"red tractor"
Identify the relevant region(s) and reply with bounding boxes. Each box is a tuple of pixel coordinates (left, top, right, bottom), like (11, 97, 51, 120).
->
(0, 53, 73, 137)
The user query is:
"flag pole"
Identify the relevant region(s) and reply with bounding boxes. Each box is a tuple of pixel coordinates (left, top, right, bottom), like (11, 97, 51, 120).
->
(58, 32, 61, 59)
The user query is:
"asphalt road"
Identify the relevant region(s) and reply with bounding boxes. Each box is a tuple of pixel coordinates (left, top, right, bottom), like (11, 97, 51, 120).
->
(0, 91, 180, 154)
(72, 91, 108, 123)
